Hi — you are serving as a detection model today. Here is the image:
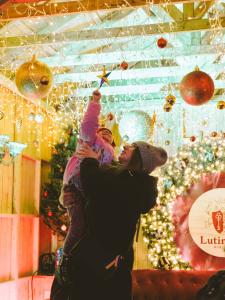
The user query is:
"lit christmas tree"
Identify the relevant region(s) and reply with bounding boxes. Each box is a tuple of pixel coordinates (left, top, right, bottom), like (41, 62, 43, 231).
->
(40, 126, 78, 237)
(142, 137, 225, 269)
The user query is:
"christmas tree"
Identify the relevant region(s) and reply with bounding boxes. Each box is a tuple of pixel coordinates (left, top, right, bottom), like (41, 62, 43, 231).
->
(40, 126, 78, 237)
(142, 137, 225, 269)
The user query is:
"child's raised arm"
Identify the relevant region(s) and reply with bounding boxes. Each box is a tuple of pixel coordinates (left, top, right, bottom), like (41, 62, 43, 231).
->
(79, 90, 102, 144)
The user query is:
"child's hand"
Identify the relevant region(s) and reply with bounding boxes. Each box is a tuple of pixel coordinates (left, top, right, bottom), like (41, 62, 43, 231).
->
(75, 143, 101, 160)
(92, 90, 101, 102)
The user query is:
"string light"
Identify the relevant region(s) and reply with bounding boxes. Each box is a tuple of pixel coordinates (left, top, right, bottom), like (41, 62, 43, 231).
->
(142, 136, 225, 270)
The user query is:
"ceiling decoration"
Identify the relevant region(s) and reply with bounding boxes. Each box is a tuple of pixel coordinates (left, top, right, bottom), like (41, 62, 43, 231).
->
(0, 0, 224, 152)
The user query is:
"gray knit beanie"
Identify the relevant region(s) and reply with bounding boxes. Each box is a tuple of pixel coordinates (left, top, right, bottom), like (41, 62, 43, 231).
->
(134, 141, 168, 173)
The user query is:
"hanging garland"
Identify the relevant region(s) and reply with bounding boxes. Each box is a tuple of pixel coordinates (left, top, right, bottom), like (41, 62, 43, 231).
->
(142, 137, 225, 270)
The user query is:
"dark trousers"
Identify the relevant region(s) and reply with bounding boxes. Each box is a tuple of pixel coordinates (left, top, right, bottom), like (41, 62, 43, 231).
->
(51, 249, 133, 300)
(62, 188, 85, 255)
(68, 249, 134, 300)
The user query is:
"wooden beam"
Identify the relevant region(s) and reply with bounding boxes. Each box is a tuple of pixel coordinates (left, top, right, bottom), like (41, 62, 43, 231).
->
(183, 3, 194, 20)
(0, 17, 224, 48)
(74, 80, 225, 97)
(162, 5, 183, 21)
(35, 45, 225, 68)
(53, 63, 225, 84)
(4, 44, 224, 72)
(194, 1, 215, 19)
(0, 0, 216, 20)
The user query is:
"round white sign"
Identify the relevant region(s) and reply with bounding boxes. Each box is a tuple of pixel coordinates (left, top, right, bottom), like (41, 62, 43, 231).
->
(188, 188, 225, 257)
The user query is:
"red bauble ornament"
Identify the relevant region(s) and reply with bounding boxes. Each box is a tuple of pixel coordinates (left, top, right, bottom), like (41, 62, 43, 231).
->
(68, 128, 73, 136)
(48, 211, 53, 217)
(106, 112, 114, 121)
(211, 131, 217, 138)
(120, 61, 128, 70)
(190, 136, 196, 142)
(43, 191, 48, 197)
(180, 69, 214, 106)
(157, 37, 167, 48)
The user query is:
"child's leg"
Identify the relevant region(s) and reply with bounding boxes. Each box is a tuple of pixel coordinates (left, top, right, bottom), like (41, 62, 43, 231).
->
(58, 189, 85, 283)
(63, 198, 85, 255)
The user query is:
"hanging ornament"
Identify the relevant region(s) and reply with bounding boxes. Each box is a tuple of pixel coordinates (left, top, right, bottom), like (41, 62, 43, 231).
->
(120, 61, 128, 70)
(165, 140, 170, 145)
(211, 131, 217, 138)
(223, 133, 225, 138)
(157, 37, 167, 48)
(35, 113, 44, 123)
(106, 112, 114, 121)
(68, 128, 73, 136)
(97, 66, 111, 88)
(165, 94, 176, 106)
(217, 101, 225, 110)
(190, 136, 196, 142)
(40, 76, 49, 86)
(53, 148, 58, 155)
(33, 140, 39, 148)
(43, 191, 48, 198)
(28, 112, 35, 121)
(179, 67, 214, 106)
(201, 120, 208, 127)
(47, 211, 53, 217)
(0, 111, 4, 120)
(15, 55, 53, 100)
(61, 224, 67, 231)
(163, 103, 172, 112)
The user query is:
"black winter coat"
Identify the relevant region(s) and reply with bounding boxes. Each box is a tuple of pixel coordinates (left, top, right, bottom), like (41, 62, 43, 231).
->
(80, 158, 158, 256)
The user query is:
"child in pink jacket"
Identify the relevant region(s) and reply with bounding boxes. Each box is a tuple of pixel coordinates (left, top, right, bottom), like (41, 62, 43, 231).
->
(59, 90, 115, 281)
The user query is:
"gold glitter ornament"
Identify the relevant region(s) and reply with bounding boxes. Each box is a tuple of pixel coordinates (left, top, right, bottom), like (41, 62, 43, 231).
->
(165, 94, 176, 106)
(217, 101, 225, 110)
(163, 103, 172, 112)
(15, 55, 53, 100)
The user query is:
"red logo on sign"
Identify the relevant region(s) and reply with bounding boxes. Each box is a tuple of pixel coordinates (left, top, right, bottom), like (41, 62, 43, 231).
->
(212, 211, 223, 233)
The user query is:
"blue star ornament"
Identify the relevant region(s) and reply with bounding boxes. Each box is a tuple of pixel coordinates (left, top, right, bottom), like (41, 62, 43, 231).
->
(97, 66, 111, 88)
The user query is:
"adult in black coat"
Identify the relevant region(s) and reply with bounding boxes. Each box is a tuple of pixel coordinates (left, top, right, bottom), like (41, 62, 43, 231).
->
(67, 141, 168, 300)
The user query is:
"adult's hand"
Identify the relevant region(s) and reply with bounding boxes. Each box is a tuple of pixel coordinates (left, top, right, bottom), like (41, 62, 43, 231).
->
(75, 143, 101, 160)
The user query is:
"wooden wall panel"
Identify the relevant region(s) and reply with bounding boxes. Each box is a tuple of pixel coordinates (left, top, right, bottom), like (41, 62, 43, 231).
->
(41, 161, 51, 186)
(20, 156, 41, 215)
(17, 277, 31, 300)
(0, 276, 54, 300)
(32, 275, 53, 300)
(0, 89, 15, 139)
(0, 87, 59, 162)
(0, 164, 13, 214)
(18, 216, 39, 278)
(0, 216, 14, 282)
(39, 217, 52, 256)
(20, 156, 36, 214)
(0, 280, 16, 300)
